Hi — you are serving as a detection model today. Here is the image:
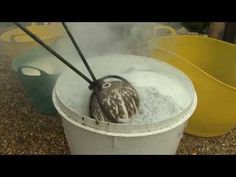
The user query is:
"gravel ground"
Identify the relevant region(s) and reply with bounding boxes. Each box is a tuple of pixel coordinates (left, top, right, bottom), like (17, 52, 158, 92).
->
(0, 56, 70, 155)
(0, 56, 235, 155)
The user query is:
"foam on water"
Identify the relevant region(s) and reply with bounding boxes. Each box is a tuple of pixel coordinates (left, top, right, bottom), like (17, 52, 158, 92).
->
(128, 86, 183, 124)
(56, 55, 191, 125)
(87, 67, 183, 124)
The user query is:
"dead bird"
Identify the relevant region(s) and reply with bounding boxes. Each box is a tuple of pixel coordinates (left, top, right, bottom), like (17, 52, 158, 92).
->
(89, 75, 140, 123)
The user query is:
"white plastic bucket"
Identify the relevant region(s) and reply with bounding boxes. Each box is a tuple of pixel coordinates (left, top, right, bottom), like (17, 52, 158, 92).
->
(53, 55, 197, 154)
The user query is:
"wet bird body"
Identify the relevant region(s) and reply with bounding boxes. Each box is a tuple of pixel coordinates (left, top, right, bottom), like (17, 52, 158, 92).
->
(89, 78, 140, 123)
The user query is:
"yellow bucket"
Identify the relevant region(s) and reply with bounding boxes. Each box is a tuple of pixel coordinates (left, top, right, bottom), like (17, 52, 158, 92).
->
(0, 23, 64, 57)
(149, 25, 236, 137)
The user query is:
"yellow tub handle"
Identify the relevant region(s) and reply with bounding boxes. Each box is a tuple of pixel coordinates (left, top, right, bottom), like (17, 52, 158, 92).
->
(31, 22, 50, 26)
(31, 22, 37, 26)
(10, 23, 37, 43)
(10, 33, 28, 43)
(152, 25, 177, 38)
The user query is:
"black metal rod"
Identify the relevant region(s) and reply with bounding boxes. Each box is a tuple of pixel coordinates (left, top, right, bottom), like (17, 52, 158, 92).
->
(62, 22, 97, 82)
(14, 22, 93, 86)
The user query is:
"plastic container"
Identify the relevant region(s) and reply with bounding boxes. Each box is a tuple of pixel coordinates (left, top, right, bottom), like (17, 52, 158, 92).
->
(11, 47, 65, 115)
(149, 25, 236, 137)
(0, 23, 64, 57)
(53, 55, 197, 154)
(18, 66, 59, 114)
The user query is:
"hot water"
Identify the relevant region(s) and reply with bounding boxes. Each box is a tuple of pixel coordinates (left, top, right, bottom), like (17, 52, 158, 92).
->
(55, 55, 192, 125)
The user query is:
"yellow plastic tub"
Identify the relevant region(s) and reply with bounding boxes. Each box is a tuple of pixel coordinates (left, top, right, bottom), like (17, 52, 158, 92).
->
(0, 23, 64, 57)
(149, 26, 236, 137)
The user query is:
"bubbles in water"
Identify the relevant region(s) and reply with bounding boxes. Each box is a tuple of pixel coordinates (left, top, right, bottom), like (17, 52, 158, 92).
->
(59, 57, 186, 125)
(83, 65, 184, 124)
(128, 86, 183, 124)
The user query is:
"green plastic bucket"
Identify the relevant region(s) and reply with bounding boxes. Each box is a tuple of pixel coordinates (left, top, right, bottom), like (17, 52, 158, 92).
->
(11, 47, 65, 115)
(18, 66, 59, 114)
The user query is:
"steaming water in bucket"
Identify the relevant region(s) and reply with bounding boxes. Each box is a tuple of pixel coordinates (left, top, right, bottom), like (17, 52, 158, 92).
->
(120, 67, 184, 123)
(63, 70, 183, 124)
(129, 86, 182, 124)
(55, 55, 193, 126)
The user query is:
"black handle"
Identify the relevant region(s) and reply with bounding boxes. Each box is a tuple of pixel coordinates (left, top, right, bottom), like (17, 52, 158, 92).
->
(62, 22, 97, 82)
